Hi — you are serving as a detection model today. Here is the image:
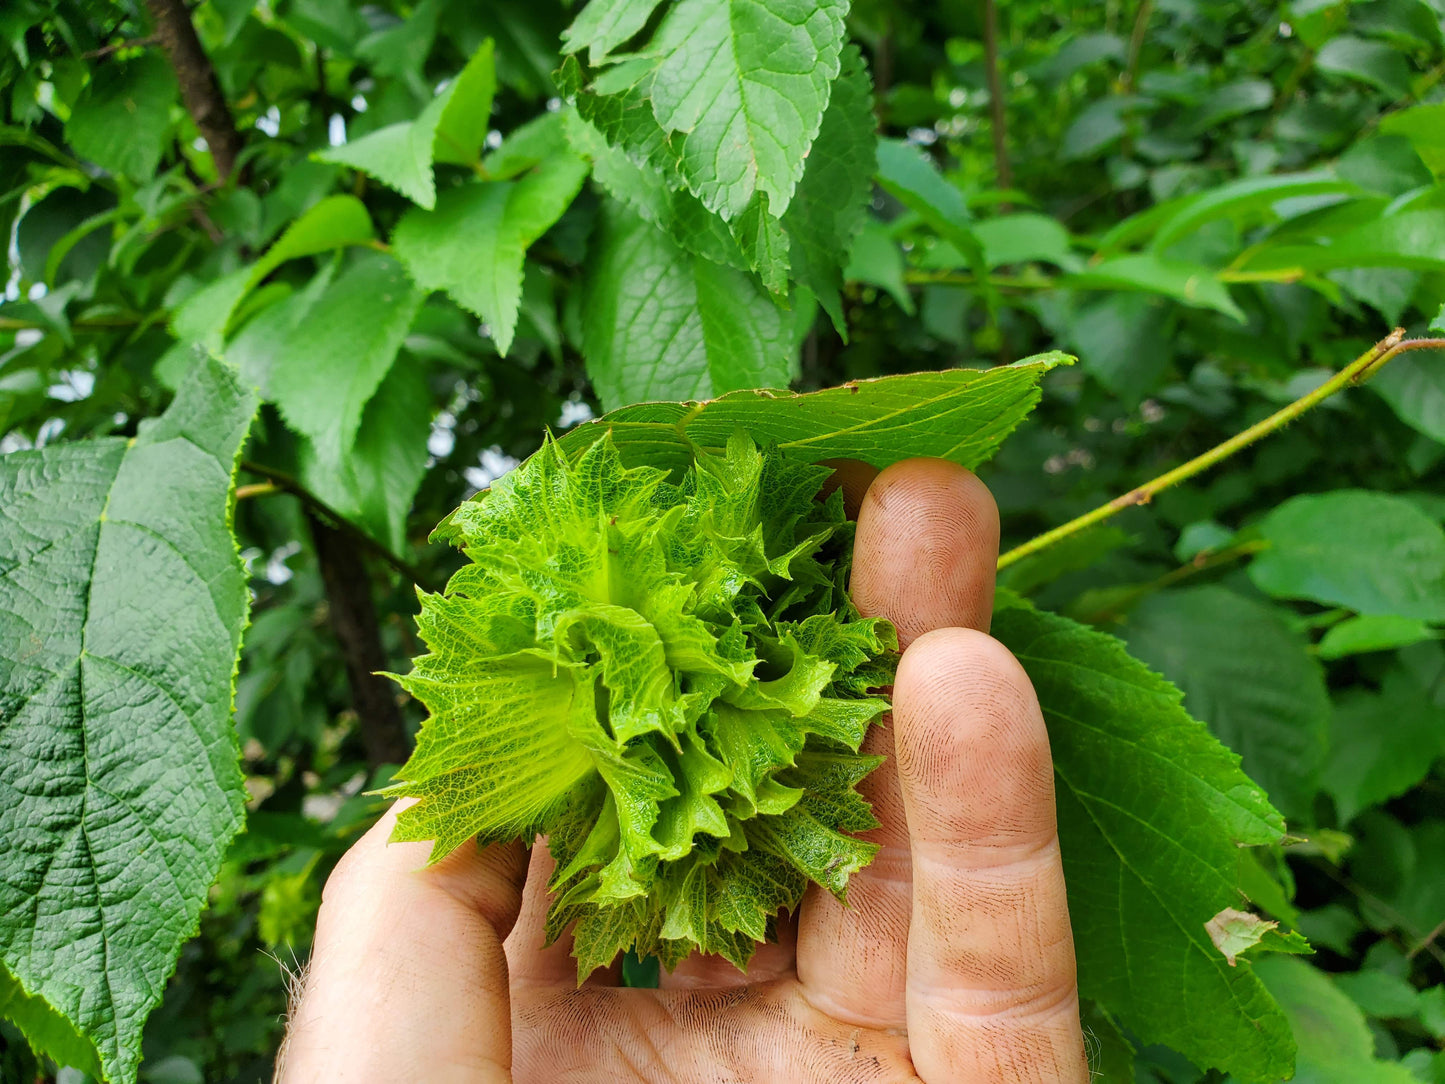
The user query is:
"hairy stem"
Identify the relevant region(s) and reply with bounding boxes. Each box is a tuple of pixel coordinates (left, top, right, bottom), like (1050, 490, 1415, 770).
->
(997, 331, 1445, 570)
(143, 0, 243, 181)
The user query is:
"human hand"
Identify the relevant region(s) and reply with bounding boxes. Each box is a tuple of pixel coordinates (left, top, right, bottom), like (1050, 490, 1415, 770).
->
(278, 459, 1089, 1083)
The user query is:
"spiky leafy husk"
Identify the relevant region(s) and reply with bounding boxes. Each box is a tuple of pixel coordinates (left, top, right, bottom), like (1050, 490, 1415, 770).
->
(383, 430, 897, 977)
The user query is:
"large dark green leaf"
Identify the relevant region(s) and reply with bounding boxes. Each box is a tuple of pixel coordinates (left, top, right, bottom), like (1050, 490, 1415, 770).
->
(1124, 586, 1329, 821)
(1248, 491, 1445, 621)
(992, 596, 1295, 1082)
(0, 357, 256, 1083)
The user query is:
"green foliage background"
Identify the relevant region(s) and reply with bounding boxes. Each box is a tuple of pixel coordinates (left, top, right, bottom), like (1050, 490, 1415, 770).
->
(1, 0, 1444, 1080)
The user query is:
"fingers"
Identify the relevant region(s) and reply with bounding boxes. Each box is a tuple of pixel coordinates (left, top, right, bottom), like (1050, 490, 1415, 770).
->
(850, 458, 999, 646)
(511, 981, 915, 1083)
(278, 803, 527, 1083)
(894, 629, 1088, 1083)
(797, 459, 999, 1028)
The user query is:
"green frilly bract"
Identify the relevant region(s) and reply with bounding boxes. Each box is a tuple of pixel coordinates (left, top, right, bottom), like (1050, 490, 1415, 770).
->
(382, 430, 897, 976)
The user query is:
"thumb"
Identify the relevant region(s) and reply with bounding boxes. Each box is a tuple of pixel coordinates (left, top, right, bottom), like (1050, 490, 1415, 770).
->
(278, 801, 527, 1083)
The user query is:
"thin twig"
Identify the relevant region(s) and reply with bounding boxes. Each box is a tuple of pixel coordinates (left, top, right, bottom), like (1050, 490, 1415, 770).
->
(1122, 0, 1153, 93)
(82, 34, 160, 60)
(1408, 915, 1445, 961)
(1081, 541, 1270, 624)
(239, 459, 428, 588)
(997, 331, 1445, 570)
(982, 0, 1013, 193)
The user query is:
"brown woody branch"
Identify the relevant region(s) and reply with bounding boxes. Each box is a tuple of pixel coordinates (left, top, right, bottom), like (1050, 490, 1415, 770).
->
(307, 513, 412, 770)
(143, 0, 244, 181)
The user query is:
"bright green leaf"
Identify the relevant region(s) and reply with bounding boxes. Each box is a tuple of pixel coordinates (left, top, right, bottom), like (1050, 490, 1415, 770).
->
(0, 357, 256, 1084)
(432, 39, 498, 167)
(1381, 104, 1445, 178)
(1124, 586, 1329, 821)
(170, 195, 374, 350)
(1248, 490, 1445, 620)
(1064, 254, 1246, 321)
(318, 94, 451, 208)
(298, 362, 433, 554)
(992, 595, 1294, 1082)
(1317, 614, 1438, 659)
(393, 151, 589, 354)
(64, 54, 177, 180)
(265, 253, 425, 465)
(647, 0, 848, 219)
(782, 48, 876, 330)
(561, 0, 665, 63)
(559, 350, 1071, 474)
(580, 201, 793, 409)
(1253, 957, 1420, 1084)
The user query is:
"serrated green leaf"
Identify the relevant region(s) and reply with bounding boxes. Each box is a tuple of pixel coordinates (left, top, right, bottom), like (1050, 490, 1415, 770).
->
(647, 0, 848, 219)
(991, 594, 1295, 1082)
(0, 356, 256, 1084)
(319, 40, 498, 206)
(782, 47, 875, 331)
(1124, 587, 1329, 821)
(559, 350, 1070, 476)
(432, 39, 497, 167)
(580, 200, 793, 409)
(297, 361, 433, 553)
(171, 195, 374, 350)
(393, 153, 588, 355)
(0, 960, 100, 1076)
(264, 252, 424, 465)
(563, 108, 752, 271)
(561, 0, 665, 63)
(318, 94, 451, 208)
(1248, 490, 1445, 621)
(64, 54, 177, 180)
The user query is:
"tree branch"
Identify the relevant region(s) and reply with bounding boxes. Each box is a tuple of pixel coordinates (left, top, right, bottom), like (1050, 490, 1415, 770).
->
(306, 513, 411, 769)
(997, 331, 1445, 570)
(982, 0, 1013, 193)
(238, 459, 428, 588)
(143, 0, 243, 181)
